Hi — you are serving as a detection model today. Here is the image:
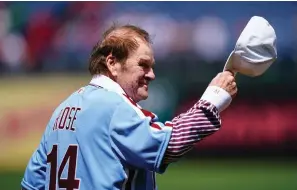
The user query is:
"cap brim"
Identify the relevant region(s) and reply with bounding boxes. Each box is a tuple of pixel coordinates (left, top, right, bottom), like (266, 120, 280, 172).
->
(224, 51, 236, 73)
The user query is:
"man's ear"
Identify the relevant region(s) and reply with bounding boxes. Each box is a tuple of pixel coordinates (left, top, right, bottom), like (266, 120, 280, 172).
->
(106, 54, 118, 77)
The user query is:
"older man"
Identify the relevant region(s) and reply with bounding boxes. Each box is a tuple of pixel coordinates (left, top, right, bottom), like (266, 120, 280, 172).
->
(21, 24, 237, 190)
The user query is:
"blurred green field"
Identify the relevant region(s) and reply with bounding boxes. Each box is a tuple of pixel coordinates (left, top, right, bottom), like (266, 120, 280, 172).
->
(157, 159, 297, 190)
(2, 159, 296, 190)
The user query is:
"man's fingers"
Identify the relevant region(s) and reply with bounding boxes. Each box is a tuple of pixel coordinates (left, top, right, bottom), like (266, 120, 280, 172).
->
(230, 81, 237, 89)
(227, 75, 235, 82)
(224, 69, 237, 77)
(209, 71, 238, 98)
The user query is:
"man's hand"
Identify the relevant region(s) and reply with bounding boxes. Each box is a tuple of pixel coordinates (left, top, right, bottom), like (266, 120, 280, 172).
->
(209, 71, 237, 98)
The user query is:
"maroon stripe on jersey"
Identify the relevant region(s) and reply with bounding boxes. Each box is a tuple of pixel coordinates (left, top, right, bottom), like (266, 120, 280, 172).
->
(141, 109, 156, 119)
(163, 100, 221, 164)
(173, 117, 218, 125)
(151, 123, 162, 130)
(123, 94, 138, 107)
(171, 128, 219, 137)
(165, 122, 173, 127)
(170, 131, 216, 140)
(122, 94, 156, 120)
(122, 94, 159, 131)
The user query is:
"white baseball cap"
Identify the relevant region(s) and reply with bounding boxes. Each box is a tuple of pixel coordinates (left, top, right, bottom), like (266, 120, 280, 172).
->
(224, 16, 277, 77)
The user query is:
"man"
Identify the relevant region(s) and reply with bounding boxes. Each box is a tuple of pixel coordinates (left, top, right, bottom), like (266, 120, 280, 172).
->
(21, 24, 237, 190)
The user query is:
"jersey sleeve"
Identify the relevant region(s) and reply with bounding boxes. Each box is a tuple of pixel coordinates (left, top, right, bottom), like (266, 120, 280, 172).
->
(21, 129, 48, 190)
(109, 98, 173, 174)
(163, 100, 221, 164)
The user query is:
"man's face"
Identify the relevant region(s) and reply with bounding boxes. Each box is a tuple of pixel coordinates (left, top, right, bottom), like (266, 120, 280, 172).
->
(116, 38, 155, 102)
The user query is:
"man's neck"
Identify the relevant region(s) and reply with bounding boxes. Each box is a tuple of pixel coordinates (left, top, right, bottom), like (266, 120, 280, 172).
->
(90, 74, 125, 95)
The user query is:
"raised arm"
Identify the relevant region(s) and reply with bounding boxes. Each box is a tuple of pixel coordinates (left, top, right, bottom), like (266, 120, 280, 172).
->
(163, 71, 237, 163)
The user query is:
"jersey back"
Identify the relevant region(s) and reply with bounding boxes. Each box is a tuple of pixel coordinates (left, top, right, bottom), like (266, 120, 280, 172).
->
(22, 85, 172, 190)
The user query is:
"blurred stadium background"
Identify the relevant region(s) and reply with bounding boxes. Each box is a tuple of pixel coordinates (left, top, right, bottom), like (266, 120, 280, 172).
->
(0, 1, 297, 190)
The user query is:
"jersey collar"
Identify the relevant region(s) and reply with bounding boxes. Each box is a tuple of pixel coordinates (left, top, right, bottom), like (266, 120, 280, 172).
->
(89, 74, 126, 95)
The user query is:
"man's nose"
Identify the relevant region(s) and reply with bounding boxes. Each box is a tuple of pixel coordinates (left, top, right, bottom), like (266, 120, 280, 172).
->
(146, 68, 155, 81)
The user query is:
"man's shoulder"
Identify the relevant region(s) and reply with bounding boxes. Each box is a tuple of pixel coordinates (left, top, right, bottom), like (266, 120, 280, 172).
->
(84, 86, 127, 107)
(68, 85, 141, 114)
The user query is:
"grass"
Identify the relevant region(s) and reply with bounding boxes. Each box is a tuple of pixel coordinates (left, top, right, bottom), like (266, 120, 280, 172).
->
(157, 159, 297, 190)
(2, 159, 296, 190)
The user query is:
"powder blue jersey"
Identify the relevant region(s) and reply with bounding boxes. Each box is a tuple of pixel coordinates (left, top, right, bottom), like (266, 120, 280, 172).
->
(21, 80, 173, 190)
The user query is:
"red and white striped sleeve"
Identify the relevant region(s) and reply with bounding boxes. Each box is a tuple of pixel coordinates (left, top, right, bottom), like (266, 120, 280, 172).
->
(163, 86, 232, 164)
(163, 100, 220, 163)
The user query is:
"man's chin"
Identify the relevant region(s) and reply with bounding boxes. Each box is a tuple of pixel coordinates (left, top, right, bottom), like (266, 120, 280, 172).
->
(141, 95, 148, 100)
(137, 91, 148, 102)
(139, 93, 148, 100)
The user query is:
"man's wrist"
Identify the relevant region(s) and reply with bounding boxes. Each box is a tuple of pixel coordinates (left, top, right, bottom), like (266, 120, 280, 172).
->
(200, 86, 232, 112)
